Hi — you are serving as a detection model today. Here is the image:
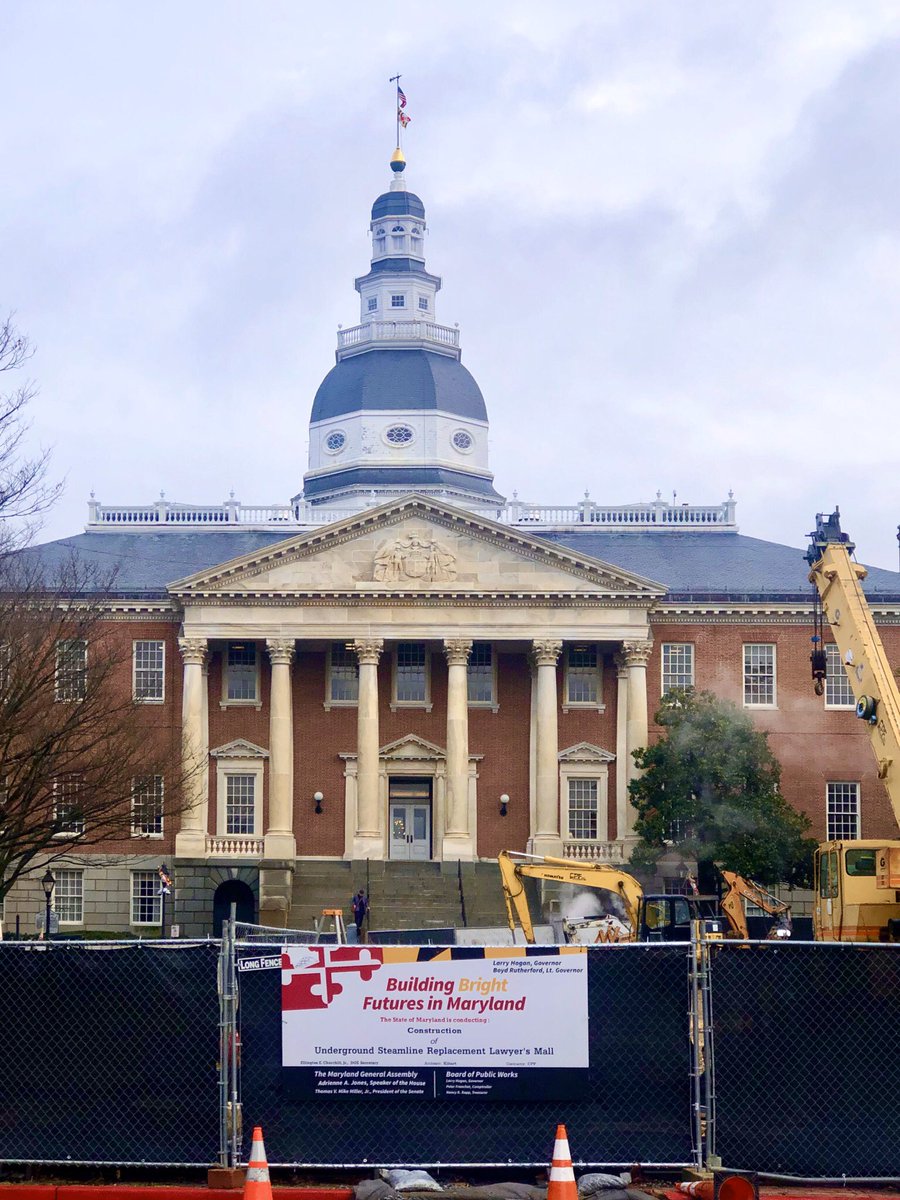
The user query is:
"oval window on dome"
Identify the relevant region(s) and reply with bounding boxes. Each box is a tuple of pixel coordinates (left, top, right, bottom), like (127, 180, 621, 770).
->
(325, 430, 346, 453)
(452, 430, 474, 452)
(384, 424, 414, 446)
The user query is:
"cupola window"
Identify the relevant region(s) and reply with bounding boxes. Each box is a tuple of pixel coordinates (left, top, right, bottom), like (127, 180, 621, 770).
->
(325, 430, 346, 453)
(452, 430, 473, 452)
(367, 297, 378, 312)
(384, 424, 414, 446)
(391, 294, 406, 308)
(418, 296, 429, 311)
(411, 226, 423, 255)
(391, 224, 406, 252)
(373, 227, 386, 255)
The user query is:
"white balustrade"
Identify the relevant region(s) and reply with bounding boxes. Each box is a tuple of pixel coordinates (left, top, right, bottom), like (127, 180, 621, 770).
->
(87, 495, 736, 532)
(337, 320, 460, 352)
(562, 840, 627, 863)
(206, 834, 264, 857)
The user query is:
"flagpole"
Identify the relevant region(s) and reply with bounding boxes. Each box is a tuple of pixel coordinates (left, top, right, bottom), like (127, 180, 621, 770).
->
(389, 73, 402, 149)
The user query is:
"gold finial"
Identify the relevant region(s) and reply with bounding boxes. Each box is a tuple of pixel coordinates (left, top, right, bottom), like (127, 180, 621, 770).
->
(390, 146, 406, 173)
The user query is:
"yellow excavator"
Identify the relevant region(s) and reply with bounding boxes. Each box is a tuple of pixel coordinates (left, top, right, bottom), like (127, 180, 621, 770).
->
(498, 850, 789, 944)
(806, 511, 900, 941)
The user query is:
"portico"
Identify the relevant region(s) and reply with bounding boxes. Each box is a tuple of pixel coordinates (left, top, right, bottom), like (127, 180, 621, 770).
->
(171, 495, 664, 888)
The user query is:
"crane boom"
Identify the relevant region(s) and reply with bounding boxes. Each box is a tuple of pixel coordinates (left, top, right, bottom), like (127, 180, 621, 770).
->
(807, 511, 900, 832)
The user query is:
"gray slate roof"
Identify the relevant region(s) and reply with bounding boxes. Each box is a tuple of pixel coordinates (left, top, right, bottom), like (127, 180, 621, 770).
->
(19, 528, 900, 602)
(371, 191, 426, 220)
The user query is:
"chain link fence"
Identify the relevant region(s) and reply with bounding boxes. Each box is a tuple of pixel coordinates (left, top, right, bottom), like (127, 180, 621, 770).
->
(0, 940, 220, 1165)
(2, 932, 900, 1177)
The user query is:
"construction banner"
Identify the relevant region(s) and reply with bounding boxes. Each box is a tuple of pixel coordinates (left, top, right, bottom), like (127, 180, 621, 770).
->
(281, 944, 588, 1100)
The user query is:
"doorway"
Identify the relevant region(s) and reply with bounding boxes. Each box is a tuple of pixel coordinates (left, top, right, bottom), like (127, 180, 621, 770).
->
(389, 777, 432, 860)
(212, 878, 256, 936)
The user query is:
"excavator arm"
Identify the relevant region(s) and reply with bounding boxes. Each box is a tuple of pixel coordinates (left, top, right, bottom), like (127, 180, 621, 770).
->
(807, 512, 900, 831)
(718, 870, 792, 939)
(498, 850, 644, 944)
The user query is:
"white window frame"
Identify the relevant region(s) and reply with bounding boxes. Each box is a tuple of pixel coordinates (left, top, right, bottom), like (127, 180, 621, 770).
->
(390, 293, 406, 309)
(661, 643, 695, 695)
(566, 778, 601, 842)
(743, 643, 777, 708)
(53, 776, 84, 837)
(324, 642, 359, 710)
(418, 296, 429, 311)
(215, 757, 265, 837)
(54, 868, 84, 925)
(131, 775, 164, 838)
(467, 642, 498, 711)
(391, 643, 432, 711)
(367, 297, 378, 312)
(824, 644, 855, 710)
(826, 781, 861, 840)
(133, 639, 165, 703)
(55, 639, 87, 702)
(558, 747, 614, 847)
(563, 645, 603, 712)
(221, 642, 261, 709)
(131, 870, 161, 926)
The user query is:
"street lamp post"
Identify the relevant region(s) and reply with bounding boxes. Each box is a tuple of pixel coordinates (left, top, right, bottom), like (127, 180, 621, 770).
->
(158, 863, 172, 938)
(41, 869, 55, 941)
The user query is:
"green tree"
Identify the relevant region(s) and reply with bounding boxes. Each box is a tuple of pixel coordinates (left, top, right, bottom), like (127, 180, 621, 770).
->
(629, 688, 816, 889)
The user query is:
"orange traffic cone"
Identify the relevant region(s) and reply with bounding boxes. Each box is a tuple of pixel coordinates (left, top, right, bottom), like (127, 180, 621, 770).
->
(677, 1182, 713, 1200)
(547, 1123, 578, 1200)
(244, 1126, 273, 1200)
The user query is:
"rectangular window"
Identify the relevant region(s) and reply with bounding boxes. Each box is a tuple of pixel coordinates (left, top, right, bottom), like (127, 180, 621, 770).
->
(567, 779, 599, 840)
(55, 639, 87, 701)
(395, 642, 427, 704)
(743, 643, 776, 707)
(418, 296, 428, 311)
(825, 644, 854, 708)
(226, 774, 257, 836)
(566, 645, 599, 705)
(131, 775, 164, 837)
(225, 643, 258, 702)
(133, 640, 165, 702)
(467, 643, 494, 705)
(55, 869, 83, 924)
(390, 294, 405, 308)
(662, 643, 694, 694)
(53, 776, 84, 836)
(329, 642, 359, 703)
(131, 871, 161, 925)
(827, 782, 860, 840)
(367, 297, 377, 312)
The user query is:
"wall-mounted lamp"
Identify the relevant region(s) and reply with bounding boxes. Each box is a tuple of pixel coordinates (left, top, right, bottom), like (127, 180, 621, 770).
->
(499, 793, 510, 818)
(313, 791, 324, 815)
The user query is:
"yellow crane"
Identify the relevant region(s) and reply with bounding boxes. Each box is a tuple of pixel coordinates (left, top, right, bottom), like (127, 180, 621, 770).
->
(806, 511, 900, 941)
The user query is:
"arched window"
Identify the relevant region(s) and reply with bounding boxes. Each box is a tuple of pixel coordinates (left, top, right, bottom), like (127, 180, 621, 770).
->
(373, 227, 386, 255)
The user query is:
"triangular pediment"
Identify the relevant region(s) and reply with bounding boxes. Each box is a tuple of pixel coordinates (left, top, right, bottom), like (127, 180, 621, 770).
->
(558, 741, 616, 764)
(380, 734, 446, 761)
(210, 738, 269, 759)
(167, 495, 666, 600)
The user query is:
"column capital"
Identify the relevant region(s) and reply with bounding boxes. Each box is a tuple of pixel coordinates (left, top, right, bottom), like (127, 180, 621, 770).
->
(266, 638, 295, 666)
(443, 638, 473, 667)
(531, 638, 563, 668)
(622, 639, 653, 668)
(353, 637, 384, 666)
(178, 636, 209, 667)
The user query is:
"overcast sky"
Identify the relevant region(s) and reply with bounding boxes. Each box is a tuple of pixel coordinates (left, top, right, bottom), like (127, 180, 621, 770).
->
(3, 1, 900, 567)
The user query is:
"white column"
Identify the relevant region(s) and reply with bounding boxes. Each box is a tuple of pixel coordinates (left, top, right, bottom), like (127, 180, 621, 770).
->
(614, 652, 629, 842)
(265, 639, 296, 860)
(530, 639, 563, 857)
(353, 638, 384, 859)
(622, 639, 653, 838)
(442, 639, 475, 861)
(175, 637, 209, 857)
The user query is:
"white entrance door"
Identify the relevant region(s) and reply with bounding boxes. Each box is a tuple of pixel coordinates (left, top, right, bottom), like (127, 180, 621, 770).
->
(389, 779, 432, 860)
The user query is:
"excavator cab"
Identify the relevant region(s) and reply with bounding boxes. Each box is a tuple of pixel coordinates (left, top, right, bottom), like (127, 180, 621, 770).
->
(638, 894, 726, 941)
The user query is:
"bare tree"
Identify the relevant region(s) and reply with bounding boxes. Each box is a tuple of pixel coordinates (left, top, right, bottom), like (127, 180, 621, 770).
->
(0, 546, 194, 906)
(0, 315, 62, 541)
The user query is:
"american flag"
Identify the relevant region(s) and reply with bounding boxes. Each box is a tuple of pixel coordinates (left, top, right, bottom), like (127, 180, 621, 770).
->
(397, 87, 407, 109)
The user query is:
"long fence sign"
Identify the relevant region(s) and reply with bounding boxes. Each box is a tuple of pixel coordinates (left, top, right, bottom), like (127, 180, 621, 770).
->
(281, 945, 588, 1101)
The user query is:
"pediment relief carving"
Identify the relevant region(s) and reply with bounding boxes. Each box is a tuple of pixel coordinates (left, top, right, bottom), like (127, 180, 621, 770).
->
(373, 530, 456, 584)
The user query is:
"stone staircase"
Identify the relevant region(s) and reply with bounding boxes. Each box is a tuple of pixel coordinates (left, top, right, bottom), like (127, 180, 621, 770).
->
(288, 859, 521, 934)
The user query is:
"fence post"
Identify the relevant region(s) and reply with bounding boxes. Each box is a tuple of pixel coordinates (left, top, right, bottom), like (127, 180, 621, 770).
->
(218, 916, 242, 1169)
(217, 921, 230, 1168)
(688, 930, 704, 1170)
